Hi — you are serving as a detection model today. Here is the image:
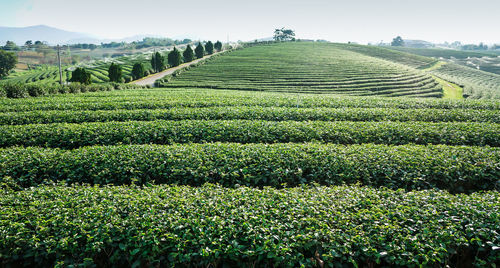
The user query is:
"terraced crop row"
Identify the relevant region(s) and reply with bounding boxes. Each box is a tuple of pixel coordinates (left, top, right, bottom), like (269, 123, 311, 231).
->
(431, 63, 500, 99)
(159, 43, 443, 97)
(2, 184, 498, 267)
(1, 89, 498, 112)
(1, 106, 497, 125)
(1, 143, 498, 192)
(1, 120, 498, 148)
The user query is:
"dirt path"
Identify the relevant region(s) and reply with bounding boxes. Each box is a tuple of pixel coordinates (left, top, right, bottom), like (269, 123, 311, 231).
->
(131, 53, 220, 86)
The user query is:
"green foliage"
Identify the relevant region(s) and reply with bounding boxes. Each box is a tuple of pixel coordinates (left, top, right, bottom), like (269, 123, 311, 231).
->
(108, 63, 122, 82)
(274, 27, 296, 41)
(214, 40, 222, 52)
(1, 119, 498, 148)
(1, 143, 498, 192)
(205, 41, 214, 55)
(2, 40, 19, 51)
(195, 42, 205, 59)
(131, 63, 145, 80)
(183, 45, 194, 62)
(1, 184, 499, 266)
(168, 47, 182, 67)
(69, 67, 92, 85)
(162, 43, 443, 97)
(0, 89, 498, 112)
(0, 50, 17, 78)
(391, 36, 405, 47)
(1, 106, 497, 125)
(150, 52, 166, 73)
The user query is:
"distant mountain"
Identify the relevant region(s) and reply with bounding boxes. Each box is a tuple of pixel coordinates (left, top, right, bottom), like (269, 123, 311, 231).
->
(403, 39, 435, 48)
(0, 25, 96, 45)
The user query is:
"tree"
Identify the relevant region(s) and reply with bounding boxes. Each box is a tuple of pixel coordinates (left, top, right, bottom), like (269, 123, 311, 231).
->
(151, 52, 166, 73)
(108, 63, 123, 82)
(183, 45, 194, 63)
(25, 40, 33, 48)
(3, 41, 19, 51)
(195, 42, 205, 59)
(205, 41, 214, 55)
(214, 41, 223, 52)
(273, 28, 295, 41)
(70, 68, 92, 85)
(168, 47, 182, 67)
(131, 63, 145, 80)
(391, 36, 405, 47)
(0, 50, 17, 78)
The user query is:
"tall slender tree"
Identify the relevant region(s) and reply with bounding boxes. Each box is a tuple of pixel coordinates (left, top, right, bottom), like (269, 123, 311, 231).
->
(108, 63, 123, 82)
(151, 52, 166, 73)
(205, 41, 214, 55)
(131, 63, 145, 80)
(183, 45, 194, 63)
(195, 42, 205, 59)
(168, 47, 182, 67)
(214, 41, 223, 52)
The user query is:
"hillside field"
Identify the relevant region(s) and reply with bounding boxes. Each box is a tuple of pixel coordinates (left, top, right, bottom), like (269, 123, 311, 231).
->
(1, 42, 499, 267)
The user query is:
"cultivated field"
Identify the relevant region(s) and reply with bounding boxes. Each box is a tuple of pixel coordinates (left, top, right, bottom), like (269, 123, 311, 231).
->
(1, 42, 499, 267)
(159, 43, 444, 97)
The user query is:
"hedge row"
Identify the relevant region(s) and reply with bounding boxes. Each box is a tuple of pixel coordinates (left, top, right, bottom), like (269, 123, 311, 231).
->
(1, 107, 498, 125)
(0, 82, 145, 98)
(1, 184, 498, 267)
(1, 143, 498, 192)
(1, 120, 498, 148)
(1, 91, 499, 112)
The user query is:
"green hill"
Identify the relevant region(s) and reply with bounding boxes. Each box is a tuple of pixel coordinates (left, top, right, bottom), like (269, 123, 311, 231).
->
(159, 42, 443, 98)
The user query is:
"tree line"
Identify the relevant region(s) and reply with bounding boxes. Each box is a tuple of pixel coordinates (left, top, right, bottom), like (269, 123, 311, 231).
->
(69, 41, 223, 84)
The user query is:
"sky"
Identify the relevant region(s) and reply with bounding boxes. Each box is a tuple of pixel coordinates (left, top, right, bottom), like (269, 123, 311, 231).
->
(1, 0, 499, 44)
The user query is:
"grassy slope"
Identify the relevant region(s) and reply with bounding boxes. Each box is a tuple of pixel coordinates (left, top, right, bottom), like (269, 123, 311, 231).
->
(161, 42, 443, 98)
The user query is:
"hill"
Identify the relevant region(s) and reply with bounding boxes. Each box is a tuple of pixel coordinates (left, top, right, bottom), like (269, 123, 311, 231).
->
(0, 25, 94, 45)
(159, 42, 443, 98)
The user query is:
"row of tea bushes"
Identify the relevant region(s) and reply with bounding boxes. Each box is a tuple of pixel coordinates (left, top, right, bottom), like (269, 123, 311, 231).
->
(1, 143, 498, 192)
(1, 120, 498, 148)
(1, 106, 498, 125)
(1, 184, 498, 267)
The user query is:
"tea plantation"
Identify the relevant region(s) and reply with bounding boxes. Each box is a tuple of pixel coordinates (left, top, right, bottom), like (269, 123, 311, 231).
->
(1, 42, 499, 267)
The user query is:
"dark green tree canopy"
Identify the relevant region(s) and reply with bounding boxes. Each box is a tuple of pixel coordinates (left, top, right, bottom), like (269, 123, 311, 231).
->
(205, 41, 214, 55)
(168, 47, 182, 67)
(70, 68, 92, 85)
(0, 50, 17, 78)
(214, 41, 223, 52)
(151, 52, 166, 73)
(131, 63, 146, 80)
(391, 36, 405, 47)
(273, 28, 295, 41)
(108, 63, 123, 83)
(3, 41, 19, 51)
(195, 42, 205, 59)
(183, 45, 194, 63)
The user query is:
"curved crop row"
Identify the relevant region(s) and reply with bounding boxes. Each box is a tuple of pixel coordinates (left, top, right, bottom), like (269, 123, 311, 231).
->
(1, 143, 498, 192)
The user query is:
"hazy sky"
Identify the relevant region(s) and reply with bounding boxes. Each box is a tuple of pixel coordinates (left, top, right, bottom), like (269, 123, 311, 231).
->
(1, 0, 499, 44)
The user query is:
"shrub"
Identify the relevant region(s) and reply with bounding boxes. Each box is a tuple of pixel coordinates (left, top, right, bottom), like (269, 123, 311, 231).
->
(0, 184, 498, 267)
(0, 143, 498, 192)
(69, 67, 92, 85)
(2, 83, 29, 98)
